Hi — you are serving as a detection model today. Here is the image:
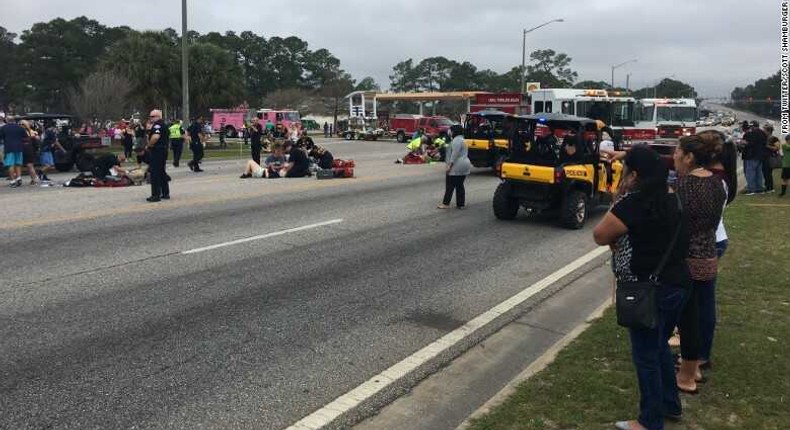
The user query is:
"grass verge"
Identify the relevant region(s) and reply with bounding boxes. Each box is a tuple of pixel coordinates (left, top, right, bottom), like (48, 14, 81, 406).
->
(468, 188, 790, 430)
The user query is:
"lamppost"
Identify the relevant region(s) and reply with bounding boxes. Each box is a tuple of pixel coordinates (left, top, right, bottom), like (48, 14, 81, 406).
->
(181, 0, 189, 124)
(521, 18, 564, 94)
(611, 58, 637, 90)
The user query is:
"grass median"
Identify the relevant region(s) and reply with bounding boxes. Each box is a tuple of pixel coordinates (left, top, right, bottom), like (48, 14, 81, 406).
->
(468, 190, 790, 430)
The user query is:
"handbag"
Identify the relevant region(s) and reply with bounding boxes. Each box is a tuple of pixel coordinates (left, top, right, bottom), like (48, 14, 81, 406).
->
(769, 153, 783, 169)
(616, 195, 683, 330)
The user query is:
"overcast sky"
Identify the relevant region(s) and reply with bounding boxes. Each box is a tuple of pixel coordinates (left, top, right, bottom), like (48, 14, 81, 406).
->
(0, 0, 778, 97)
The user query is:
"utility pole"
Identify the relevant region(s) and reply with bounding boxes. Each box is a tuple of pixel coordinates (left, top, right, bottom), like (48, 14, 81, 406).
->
(626, 73, 630, 92)
(611, 58, 637, 90)
(181, 0, 189, 124)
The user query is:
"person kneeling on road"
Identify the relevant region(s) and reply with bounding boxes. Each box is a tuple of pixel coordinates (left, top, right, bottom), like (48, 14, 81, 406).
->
(307, 144, 334, 169)
(93, 152, 129, 179)
(240, 143, 287, 179)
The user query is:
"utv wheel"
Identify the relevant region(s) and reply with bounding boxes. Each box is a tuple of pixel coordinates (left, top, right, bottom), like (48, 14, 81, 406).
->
(561, 190, 588, 229)
(493, 182, 519, 220)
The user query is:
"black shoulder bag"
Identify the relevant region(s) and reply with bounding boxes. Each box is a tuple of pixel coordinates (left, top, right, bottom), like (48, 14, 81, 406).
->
(616, 195, 683, 330)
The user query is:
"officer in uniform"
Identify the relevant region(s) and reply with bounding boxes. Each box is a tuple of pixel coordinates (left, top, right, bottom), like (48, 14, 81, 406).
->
(187, 117, 205, 172)
(145, 109, 170, 202)
(168, 119, 186, 167)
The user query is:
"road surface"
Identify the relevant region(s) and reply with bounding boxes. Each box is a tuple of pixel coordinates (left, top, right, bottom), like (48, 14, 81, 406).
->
(0, 139, 609, 429)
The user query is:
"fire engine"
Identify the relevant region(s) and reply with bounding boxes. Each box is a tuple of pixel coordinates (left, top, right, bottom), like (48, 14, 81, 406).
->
(636, 98, 698, 140)
(528, 89, 639, 139)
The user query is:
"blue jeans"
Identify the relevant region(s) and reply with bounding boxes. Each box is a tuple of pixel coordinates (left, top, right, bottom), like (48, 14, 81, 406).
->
(697, 278, 717, 363)
(744, 159, 764, 193)
(629, 284, 687, 430)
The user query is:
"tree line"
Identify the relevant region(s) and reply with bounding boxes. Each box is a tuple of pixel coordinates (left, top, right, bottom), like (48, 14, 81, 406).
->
(730, 71, 780, 119)
(0, 16, 701, 122)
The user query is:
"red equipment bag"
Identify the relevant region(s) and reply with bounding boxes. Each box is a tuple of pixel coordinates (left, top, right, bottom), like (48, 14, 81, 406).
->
(403, 153, 426, 164)
(332, 167, 354, 178)
(332, 159, 356, 168)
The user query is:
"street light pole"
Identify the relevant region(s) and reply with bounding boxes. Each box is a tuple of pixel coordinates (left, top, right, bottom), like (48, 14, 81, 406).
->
(181, 0, 189, 124)
(611, 58, 637, 89)
(520, 18, 564, 94)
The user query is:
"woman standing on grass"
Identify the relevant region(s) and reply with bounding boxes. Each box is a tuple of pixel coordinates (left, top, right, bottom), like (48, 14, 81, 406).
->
(673, 135, 727, 395)
(437, 125, 471, 209)
(594, 146, 690, 430)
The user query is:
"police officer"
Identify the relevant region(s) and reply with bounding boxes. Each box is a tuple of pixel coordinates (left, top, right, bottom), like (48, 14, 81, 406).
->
(168, 119, 185, 167)
(187, 117, 205, 172)
(145, 109, 170, 202)
(250, 113, 264, 164)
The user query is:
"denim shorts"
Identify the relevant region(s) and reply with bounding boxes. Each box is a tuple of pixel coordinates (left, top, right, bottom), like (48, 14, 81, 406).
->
(40, 151, 55, 166)
(4, 151, 23, 166)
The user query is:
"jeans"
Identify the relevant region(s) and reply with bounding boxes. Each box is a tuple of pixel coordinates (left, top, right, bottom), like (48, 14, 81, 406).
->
(762, 159, 774, 191)
(629, 284, 687, 430)
(744, 159, 764, 193)
(443, 175, 466, 207)
(697, 278, 717, 363)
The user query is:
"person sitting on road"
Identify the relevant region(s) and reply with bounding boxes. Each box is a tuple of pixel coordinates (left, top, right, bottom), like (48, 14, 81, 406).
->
(240, 143, 287, 179)
(282, 140, 310, 178)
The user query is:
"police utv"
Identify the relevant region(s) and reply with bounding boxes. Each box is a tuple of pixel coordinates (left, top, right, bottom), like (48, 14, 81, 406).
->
(463, 110, 513, 173)
(492, 113, 623, 229)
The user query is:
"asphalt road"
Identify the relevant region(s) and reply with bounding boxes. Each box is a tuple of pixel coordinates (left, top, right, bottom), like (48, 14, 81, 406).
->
(0, 138, 608, 429)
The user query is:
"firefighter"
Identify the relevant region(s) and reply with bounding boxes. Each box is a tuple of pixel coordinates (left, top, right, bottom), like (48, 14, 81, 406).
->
(145, 110, 170, 202)
(168, 119, 185, 167)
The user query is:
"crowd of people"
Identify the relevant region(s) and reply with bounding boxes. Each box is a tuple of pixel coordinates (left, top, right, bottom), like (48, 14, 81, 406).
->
(593, 129, 738, 430)
(738, 120, 785, 195)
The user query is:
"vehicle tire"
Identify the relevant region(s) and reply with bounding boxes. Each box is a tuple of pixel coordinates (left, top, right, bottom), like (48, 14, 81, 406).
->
(55, 162, 74, 172)
(225, 126, 237, 138)
(493, 182, 519, 220)
(561, 190, 588, 230)
(344, 132, 353, 140)
(75, 153, 95, 173)
(396, 131, 406, 143)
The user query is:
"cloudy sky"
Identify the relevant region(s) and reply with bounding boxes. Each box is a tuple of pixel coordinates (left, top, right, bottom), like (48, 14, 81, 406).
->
(0, 0, 778, 97)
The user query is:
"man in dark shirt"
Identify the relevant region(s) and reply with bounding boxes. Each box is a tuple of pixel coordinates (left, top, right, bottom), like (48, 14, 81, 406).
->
(1, 117, 28, 187)
(92, 153, 128, 178)
(742, 122, 766, 194)
(250, 114, 264, 165)
(282, 140, 310, 178)
(145, 109, 170, 202)
(187, 117, 205, 172)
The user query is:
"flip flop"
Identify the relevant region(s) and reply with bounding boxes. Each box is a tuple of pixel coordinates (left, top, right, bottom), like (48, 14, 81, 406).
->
(678, 386, 699, 395)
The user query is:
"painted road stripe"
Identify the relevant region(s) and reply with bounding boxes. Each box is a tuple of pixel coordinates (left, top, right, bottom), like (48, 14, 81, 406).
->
(182, 219, 343, 255)
(285, 245, 609, 430)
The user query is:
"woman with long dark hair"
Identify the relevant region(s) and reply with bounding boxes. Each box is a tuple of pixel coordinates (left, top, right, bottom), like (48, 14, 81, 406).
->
(673, 134, 727, 394)
(594, 146, 690, 430)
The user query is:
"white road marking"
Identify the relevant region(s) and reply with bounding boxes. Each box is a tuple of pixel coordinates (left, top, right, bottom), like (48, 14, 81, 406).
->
(182, 219, 344, 254)
(285, 245, 609, 430)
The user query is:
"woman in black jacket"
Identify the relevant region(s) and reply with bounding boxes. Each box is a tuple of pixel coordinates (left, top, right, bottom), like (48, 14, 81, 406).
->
(594, 146, 691, 430)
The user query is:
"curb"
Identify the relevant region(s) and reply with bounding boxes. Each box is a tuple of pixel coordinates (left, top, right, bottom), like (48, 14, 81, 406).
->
(455, 296, 613, 430)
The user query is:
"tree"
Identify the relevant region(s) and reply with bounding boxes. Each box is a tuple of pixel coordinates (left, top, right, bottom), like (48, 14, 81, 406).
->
(389, 59, 420, 92)
(730, 71, 780, 118)
(632, 78, 697, 99)
(355, 77, 380, 92)
(0, 26, 20, 112)
(187, 43, 246, 116)
(103, 31, 181, 114)
(263, 88, 312, 111)
(525, 49, 578, 88)
(68, 71, 134, 122)
(574, 80, 610, 90)
(318, 74, 355, 127)
(17, 17, 128, 110)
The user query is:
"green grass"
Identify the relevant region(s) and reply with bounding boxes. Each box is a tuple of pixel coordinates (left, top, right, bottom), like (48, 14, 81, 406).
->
(468, 186, 790, 430)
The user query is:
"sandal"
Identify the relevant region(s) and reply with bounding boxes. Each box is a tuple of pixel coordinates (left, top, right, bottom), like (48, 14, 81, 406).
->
(436, 204, 450, 209)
